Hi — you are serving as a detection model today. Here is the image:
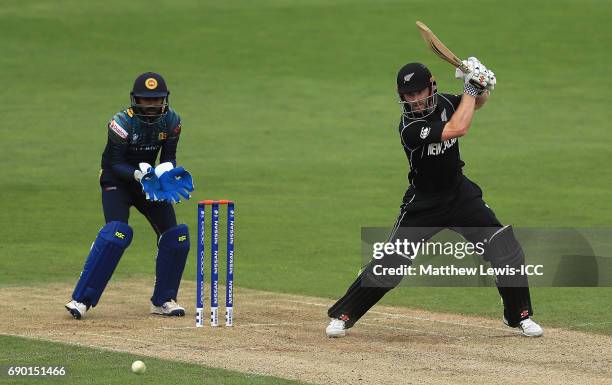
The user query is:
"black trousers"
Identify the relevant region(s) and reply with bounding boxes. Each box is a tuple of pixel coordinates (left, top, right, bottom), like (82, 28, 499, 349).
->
(328, 175, 533, 328)
(100, 170, 177, 238)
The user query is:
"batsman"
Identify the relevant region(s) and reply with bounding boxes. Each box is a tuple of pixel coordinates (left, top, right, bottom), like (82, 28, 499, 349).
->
(326, 59, 544, 338)
(65, 72, 194, 319)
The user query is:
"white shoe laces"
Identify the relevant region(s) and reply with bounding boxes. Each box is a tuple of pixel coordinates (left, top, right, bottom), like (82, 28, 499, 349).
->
(163, 300, 179, 309)
(328, 318, 345, 329)
(520, 318, 538, 329)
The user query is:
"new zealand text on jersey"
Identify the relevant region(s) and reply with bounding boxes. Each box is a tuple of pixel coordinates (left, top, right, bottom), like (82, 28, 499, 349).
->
(427, 138, 457, 156)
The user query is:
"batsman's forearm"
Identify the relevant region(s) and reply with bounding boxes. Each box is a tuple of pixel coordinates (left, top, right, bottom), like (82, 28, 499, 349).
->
(475, 91, 489, 110)
(454, 94, 476, 128)
(441, 95, 476, 140)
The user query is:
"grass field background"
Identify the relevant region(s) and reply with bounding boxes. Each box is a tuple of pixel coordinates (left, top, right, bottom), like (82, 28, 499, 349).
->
(0, 335, 308, 385)
(1, 0, 610, 359)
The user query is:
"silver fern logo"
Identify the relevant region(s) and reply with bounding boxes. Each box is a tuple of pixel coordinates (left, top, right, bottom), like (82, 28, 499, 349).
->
(420, 126, 430, 139)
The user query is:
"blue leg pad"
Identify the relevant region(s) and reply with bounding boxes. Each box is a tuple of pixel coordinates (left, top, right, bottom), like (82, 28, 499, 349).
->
(72, 221, 133, 307)
(151, 224, 190, 306)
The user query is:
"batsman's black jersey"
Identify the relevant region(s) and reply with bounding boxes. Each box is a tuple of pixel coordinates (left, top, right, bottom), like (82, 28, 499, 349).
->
(398, 93, 463, 192)
(101, 107, 182, 185)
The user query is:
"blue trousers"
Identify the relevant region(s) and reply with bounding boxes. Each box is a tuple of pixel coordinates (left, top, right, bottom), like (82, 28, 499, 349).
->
(101, 176, 176, 237)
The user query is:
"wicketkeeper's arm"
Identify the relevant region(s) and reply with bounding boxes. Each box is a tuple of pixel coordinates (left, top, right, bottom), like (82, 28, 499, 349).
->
(159, 135, 178, 167)
(160, 117, 182, 167)
(106, 120, 137, 181)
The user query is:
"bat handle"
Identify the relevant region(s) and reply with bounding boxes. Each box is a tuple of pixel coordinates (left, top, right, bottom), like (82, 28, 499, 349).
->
(459, 63, 470, 74)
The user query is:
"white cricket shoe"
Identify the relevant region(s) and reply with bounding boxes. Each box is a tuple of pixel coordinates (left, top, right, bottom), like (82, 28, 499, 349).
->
(518, 318, 543, 337)
(151, 300, 185, 316)
(326, 318, 346, 338)
(504, 317, 543, 337)
(65, 300, 88, 320)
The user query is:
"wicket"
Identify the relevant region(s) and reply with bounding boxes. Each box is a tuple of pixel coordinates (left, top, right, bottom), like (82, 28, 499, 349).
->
(196, 200, 235, 327)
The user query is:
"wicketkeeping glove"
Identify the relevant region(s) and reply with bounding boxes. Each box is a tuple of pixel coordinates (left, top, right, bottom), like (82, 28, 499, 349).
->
(136, 163, 165, 201)
(159, 167, 194, 203)
(154, 162, 195, 204)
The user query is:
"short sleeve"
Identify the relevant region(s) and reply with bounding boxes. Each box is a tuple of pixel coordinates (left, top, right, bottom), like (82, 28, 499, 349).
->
(108, 117, 129, 144)
(399, 119, 446, 150)
(441, 93, 462, 111)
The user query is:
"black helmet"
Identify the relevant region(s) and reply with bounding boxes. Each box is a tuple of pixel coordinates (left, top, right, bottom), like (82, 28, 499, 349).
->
(396, 63, 437, 119)
(130, 72, 170, 124)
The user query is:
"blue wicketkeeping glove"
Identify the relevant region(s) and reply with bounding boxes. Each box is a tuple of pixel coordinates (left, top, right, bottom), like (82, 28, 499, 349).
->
(159, 167, 194, 202)
(153, 162, 195, 204)
(138, 164, 165, 201)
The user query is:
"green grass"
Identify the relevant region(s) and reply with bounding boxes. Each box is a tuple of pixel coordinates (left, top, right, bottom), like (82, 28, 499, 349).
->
(0, 0, 610, 337)
(0, 335, 308, 385)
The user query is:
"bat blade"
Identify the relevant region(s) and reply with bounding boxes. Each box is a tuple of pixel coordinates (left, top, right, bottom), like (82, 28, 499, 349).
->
(415, 21, 469, 73)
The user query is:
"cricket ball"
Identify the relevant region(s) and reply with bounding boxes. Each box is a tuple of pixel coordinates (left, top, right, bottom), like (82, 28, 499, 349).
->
(131, 360, 146, 375)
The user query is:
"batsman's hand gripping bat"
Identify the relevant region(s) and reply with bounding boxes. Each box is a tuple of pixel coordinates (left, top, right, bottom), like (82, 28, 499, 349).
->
(415, 21, 470, 74)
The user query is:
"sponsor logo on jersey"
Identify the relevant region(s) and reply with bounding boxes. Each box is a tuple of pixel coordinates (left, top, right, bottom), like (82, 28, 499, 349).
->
(109, 120, 128, 139)
(427, 138, 457, 156)
(145, 77, 158, 89)
(131, 145, 161, 152)
(159, 132, 168, 140)
(420, 126, 430, 139)
(404, 73, 414, 82)
(126, 108, 134, 117)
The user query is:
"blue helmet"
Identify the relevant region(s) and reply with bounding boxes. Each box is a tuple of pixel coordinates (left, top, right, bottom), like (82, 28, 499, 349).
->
(130, 72, 170, 124)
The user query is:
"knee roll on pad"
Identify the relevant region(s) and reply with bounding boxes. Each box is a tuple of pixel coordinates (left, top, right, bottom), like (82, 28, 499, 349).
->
(362, 253, 410, 288)
(72, 221, 133, 307)
(483, 225, 528, 287)
(151, 224, 190, 306)
(483, 225, 525, 267)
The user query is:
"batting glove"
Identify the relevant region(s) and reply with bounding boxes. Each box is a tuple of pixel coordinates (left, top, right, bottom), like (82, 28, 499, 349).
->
(454, 57, 482, 80)
(463, 82, 484, 97)
(485, 69, 496, 91)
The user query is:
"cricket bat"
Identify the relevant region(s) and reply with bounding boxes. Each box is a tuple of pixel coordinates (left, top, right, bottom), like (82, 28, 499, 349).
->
(415, 21, 470, 74)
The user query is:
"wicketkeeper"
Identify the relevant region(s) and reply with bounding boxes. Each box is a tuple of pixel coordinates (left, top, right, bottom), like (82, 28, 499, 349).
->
(326, 60, 543, 337)
(65, 72, 194, 319)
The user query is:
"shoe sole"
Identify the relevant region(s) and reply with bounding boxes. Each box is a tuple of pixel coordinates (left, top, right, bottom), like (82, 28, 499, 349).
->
(504, 318, 543, 338)
(151, 310, 185, 317)
(65, 305, 82, 320)
(519, 329, 543, 338)
(326, 330, 346, 338)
